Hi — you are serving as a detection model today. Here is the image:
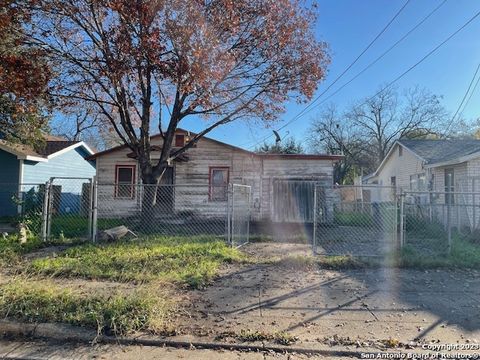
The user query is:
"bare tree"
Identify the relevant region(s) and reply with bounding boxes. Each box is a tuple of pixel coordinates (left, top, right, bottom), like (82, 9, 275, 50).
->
(308, 105, 373, 184)
(347, 86, 447, 165)
(25, 0, 329, 217)
(310, 86, 447, 183)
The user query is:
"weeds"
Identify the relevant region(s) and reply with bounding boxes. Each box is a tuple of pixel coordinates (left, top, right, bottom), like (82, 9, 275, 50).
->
(0, 278, 172, 336)
(231, 330, 298, 345)
(28, 236, 247, 288)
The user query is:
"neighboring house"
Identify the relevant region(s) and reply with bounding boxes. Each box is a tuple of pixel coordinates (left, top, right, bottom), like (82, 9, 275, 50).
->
(367, 139, 480, 193)
(0, 136, 96, 216)
(364, 139, 480, 230)
(89, 129, 342, 222)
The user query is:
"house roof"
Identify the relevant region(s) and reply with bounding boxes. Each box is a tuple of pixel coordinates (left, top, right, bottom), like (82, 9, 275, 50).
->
(0, 138, 94, 162)
(89, 129, 343, 162)
(398, 139, 480, 166)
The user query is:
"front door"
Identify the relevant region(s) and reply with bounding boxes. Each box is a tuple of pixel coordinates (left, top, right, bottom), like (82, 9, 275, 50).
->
(156, 167, 174, 213)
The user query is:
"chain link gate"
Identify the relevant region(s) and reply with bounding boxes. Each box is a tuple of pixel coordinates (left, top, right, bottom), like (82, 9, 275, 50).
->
(42, 177, 94, 241)
(228, 184, 251, 248)
(313, 185, 399, 257)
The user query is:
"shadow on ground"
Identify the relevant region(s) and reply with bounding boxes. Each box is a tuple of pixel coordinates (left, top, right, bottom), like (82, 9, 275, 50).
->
(176, 242, 480, 345)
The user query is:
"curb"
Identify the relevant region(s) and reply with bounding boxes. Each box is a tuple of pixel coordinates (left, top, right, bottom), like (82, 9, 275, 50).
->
(0, 320, 428, 358)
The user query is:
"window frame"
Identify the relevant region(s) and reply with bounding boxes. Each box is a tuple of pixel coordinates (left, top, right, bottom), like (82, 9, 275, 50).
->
(398, 146, 403, 157)
(390, 176, 396, 187)
(115, 164, 136, 199)
(208, 166, 230, 201)
(175, 134, 185, 147)
(444, 168, 455, 205)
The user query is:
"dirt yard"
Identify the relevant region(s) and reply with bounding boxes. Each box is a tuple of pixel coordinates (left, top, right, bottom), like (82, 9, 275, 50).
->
(175, 242, 480, 347)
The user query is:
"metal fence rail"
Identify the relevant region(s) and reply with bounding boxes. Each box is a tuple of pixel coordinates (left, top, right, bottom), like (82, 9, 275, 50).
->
(0, 180, 251, 246)
(230, 184, 251, 247)
(95, 183, 230, 239)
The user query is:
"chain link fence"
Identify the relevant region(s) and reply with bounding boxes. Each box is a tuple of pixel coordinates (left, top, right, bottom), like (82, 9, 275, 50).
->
(96, 183, 231, 239)
(0, 183, 45, 236)
(401, 190, 480, 257)
(313, 185, 398, 256)
(0, 180, 251, 245)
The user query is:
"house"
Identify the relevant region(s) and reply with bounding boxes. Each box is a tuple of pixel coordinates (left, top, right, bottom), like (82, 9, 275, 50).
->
(366, 139, 480, 193)
(89, 129, 342, 223)
(365, 139, 480, 231)
(0, 136, 96, 216)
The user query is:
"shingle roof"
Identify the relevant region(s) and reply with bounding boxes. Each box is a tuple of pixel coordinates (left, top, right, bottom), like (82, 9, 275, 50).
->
(398, 139, 480, 165)
(37, 140, 79, 156)
(0, 140, 42, 158)
(0, 138, 90, 160)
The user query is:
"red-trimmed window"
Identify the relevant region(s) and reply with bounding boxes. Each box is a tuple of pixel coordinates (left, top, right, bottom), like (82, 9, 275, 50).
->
(115, 165, 136, 198)
(209, 167, 229, 201)
(175, 134, 185, 147)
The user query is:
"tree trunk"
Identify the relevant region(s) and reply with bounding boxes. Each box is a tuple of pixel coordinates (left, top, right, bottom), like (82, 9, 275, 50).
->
(139, 163, 168, 233)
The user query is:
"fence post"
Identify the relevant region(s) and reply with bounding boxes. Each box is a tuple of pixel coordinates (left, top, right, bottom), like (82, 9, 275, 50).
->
(447, 174, 452, 254)
(227, 183, 232, 246)
(399, 190, 404, 250)
(473, 178, 476, 232)
(87, 178, 93, 241)
(46, 178, 54, 240)
(40, 180, 50, 242)
(312, 185, 317, 255)
(246, 185, 251, 245)
(91, 177, 98, 242)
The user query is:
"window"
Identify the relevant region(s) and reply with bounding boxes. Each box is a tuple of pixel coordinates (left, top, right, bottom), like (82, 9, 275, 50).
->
(444, 168, 454, 204)
(410, 173, 427, 191)
(115, 165, 135, 198)
(175, 134, 185, 147)
(390, 176, 396, 187)
(209, 167, 229, 201)
(398, 146, 403, 157)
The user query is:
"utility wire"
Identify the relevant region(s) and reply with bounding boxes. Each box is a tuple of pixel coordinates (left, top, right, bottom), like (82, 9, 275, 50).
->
(248, 7, 480, 150)
(299, 0, 448, 116)
(239, 0, 411, 148)
(444, 62, 480, 135)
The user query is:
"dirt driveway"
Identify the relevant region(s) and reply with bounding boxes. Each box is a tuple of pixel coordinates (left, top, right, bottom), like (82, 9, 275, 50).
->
(176, 243, 480, 347)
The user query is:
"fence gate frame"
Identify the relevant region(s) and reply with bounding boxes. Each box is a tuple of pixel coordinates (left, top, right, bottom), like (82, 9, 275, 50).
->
(41, 176, 94, 242)
(228, 183, 252, 248)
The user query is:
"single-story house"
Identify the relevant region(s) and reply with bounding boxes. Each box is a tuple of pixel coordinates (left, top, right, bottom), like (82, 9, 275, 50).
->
(365, 139, 480, 193)
(364, 139, 480, 230)
(0, 136, 96, 216)
(89, 129, 343, 223)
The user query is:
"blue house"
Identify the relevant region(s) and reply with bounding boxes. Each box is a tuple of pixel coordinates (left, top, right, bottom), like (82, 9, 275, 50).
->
(0, 136, 96, 217)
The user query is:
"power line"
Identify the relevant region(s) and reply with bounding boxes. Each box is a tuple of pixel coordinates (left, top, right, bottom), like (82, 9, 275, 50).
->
(445, 64, 480, 129)
(444, 61, 480, 135)
(239, 0, 411, 148)
(300, 0, 448, 115)
(248, 6, 480, 150)
(285, 0, 412, 122)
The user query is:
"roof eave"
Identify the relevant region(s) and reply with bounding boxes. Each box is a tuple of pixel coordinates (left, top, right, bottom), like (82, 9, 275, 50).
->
(425, 151, 480, 169)
(20, 155, 48, 162)
(47, 141, 95, 159)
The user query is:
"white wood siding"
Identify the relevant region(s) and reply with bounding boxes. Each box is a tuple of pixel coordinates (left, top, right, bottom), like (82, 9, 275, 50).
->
(95, 136, 335, 221)
(375, 143, 425, 191)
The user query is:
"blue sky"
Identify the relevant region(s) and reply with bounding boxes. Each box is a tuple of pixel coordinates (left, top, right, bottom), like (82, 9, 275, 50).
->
(181, 0, 480, 151)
